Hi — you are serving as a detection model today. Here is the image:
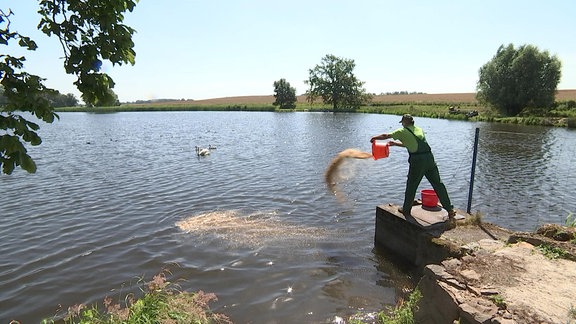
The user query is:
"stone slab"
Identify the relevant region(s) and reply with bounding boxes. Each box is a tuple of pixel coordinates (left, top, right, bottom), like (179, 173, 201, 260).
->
(410, 205, 449, 226)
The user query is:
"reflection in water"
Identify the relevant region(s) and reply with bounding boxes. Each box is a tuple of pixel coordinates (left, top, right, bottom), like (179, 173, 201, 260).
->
(478, 123, 552, 165)
(475, 123, 565, 229)
(372, 246, 420, 296)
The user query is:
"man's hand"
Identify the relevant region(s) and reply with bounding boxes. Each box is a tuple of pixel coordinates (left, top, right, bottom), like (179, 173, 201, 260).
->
(370, 134, 390, 143)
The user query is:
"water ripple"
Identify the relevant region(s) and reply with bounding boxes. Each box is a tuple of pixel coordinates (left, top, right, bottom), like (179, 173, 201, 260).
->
(1, 112, 575, 322)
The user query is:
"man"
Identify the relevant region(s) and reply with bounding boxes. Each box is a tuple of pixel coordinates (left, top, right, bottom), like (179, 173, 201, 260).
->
(370, 114, 456, 219)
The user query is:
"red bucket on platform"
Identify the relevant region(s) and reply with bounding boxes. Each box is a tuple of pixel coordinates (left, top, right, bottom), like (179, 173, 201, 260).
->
(421, 189, 438, 208)
(372, 141, 389, 160)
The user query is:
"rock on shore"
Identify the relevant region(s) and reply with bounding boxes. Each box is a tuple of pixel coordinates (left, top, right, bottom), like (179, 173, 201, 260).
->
(415, 223, 576, 324)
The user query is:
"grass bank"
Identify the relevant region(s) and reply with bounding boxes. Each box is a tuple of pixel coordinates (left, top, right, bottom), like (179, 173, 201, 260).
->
(39, 270, 232, 324)
(55, 103, 277, 113)
(38, 269, 421, 324)
(55, 100, 576, 128)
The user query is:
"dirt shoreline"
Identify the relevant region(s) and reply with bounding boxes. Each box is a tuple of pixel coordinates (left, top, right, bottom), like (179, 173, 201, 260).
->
(416, 221, 576, 323)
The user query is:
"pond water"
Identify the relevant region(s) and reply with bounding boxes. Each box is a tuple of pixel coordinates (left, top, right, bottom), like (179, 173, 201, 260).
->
(1, 111, 575, 323)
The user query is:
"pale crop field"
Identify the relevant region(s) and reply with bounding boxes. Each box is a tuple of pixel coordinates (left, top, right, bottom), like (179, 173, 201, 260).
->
(178, 90, 576, 105)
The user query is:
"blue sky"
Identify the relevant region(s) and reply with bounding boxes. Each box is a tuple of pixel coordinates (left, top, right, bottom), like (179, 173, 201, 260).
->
(5, 0, 576, 102)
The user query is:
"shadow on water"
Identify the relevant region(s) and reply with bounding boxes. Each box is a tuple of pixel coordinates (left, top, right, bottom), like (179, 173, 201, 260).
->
(372, 245, 421, 290)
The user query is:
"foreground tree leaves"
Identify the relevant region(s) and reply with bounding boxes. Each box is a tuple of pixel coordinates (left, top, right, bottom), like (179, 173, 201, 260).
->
(1, 1, 138, 174)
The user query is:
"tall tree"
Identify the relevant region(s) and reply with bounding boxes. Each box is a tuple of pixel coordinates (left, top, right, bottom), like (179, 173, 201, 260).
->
(1, 1, 137, 174)
(305, 54, 371, 111)
(273, 78, 297, 109)
(46, 92, 79, 107)
(476, 44, 561, 116)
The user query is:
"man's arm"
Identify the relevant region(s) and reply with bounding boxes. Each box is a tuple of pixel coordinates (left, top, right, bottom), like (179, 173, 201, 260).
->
(370, 133, 391, 142)
(370, 133, 404, 147)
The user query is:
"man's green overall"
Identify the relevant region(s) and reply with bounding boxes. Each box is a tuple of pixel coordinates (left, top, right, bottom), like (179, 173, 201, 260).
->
(403, 128, 453, 214)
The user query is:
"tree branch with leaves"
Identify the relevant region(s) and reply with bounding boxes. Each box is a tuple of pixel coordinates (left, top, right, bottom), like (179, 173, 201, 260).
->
(1, 0, 138, 174)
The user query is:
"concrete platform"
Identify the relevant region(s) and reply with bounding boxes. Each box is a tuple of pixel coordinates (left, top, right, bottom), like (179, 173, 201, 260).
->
(374, 203, 457, 267)
(378, 203, 451, 230)
(374, 202, 576, 323)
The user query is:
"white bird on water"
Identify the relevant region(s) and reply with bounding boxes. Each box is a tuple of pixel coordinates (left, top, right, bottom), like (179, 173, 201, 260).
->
(195, 146, 210, 156)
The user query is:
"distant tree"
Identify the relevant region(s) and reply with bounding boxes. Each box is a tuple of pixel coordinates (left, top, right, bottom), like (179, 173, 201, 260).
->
(61, 93, 79, 107)
(47, 92, 79, 107)
(1, 1, 137, 174)
(272, 78, 297, 109)
(380, 91, 426, 95)
(476, 44, 561, 116)
(305, 54, 372, 111)
(1, 86, 79, 107)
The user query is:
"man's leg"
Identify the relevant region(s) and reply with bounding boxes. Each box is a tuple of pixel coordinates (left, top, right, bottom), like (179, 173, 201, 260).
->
(424, 163, 453, 213)
(403, 162, 425, 214)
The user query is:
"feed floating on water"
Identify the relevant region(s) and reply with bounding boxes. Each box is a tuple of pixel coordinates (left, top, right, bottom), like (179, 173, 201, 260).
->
(175, 210, 328, 248)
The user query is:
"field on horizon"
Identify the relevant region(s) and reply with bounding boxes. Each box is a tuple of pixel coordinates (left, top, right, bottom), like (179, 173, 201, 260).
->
(140, 89, 576, 106)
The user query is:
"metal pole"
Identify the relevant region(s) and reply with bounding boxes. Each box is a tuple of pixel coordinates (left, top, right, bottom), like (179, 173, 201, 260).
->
(467, 128, 480, 214)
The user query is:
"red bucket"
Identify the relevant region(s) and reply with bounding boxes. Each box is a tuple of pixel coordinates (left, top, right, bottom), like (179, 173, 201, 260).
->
(372, 141, 389, 160)
(421, 189, 438, 208)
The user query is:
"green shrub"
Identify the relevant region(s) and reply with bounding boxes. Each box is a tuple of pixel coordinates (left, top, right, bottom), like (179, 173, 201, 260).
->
(536, 244, 567, 259)
(569, 305, 576, 320)
(489, 294, 507, 309)
(377, 289, 422, 324)
(567, 213, 576, 227)
(41, 271, 231, 324)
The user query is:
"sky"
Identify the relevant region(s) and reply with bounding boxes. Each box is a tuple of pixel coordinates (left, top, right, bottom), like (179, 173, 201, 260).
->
(5, 0, 576, 102)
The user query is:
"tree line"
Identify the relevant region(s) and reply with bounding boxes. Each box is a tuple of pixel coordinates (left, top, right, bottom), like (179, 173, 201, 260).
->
(273, 47, 562, 117)
(0, 86, 79, 107)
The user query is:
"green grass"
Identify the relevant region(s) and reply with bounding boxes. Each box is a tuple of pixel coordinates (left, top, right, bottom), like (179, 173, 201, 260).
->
(569, 305, 576, 320)
(56, 103, 277, 113)
(376, 289, 422, 324)
(566, 213, 576, 228)
(488, 294, 507, 309)
(55, 100, 576, 127)
(536, 244, 568, 260)
(55, 96, 576, 115)
(564, 213, 576, 245)
(40, 271, 231, 324)
(565, 213, 576, 245)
